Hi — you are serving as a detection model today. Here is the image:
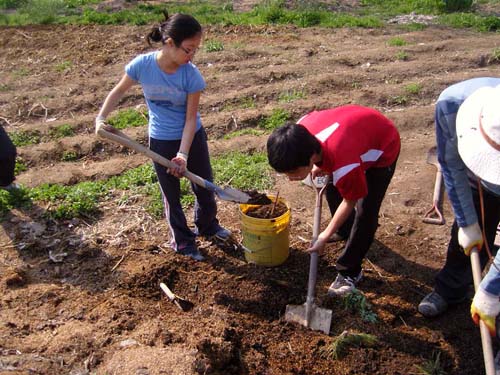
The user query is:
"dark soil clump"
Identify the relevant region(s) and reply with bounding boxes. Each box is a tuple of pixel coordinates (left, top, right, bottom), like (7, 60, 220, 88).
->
(245, 201, 288, 219)
(244, 190, 273, 205)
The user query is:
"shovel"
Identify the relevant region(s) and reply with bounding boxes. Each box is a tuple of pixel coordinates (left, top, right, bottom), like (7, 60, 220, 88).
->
(285, 174, 333, 334)
(423, 146, 445, 225)
(160, 282, 194, 312)
(96, 126, 252, 204)
(470, 247, 496, 375)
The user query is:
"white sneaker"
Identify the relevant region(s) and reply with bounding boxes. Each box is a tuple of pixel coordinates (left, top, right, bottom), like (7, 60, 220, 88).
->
(328, 271, 363, 296)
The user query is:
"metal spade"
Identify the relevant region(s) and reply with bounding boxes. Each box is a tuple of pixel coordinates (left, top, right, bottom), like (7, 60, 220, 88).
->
(285, 175, 332, 334)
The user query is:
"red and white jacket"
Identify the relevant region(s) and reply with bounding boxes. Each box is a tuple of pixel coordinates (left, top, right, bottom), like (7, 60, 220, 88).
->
(298, 105, 400, 201)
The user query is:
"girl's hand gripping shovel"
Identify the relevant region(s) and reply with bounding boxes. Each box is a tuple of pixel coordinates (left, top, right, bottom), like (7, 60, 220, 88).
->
(96, 124, 252, 204)
(284, 174, 332, 334)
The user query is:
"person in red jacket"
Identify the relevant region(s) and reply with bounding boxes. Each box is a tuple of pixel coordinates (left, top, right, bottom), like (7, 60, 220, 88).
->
(267, 105, 400, 295)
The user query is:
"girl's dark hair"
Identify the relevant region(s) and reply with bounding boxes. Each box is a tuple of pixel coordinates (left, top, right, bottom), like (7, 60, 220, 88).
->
(267, 122, 321, 173)
(147, 11, 202, 47)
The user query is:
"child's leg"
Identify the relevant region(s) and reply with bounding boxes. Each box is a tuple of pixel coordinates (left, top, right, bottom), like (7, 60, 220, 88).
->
(336, 159, 397, 277)
(150, 138, 196, 251)
(186, 128, 222, 236)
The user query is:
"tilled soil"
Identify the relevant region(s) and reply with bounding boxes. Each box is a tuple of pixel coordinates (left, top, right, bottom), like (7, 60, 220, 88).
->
(1, 13, 500, 375)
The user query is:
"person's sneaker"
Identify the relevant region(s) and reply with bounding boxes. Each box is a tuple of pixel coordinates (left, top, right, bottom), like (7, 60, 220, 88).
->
(327, 232, 347, 243)
(418, 291, 448, 317)
(0, 182, 19, 191)
(213, 227, 232, 241)
(327, 271, 363, 296)
(177, 246, 205, 261)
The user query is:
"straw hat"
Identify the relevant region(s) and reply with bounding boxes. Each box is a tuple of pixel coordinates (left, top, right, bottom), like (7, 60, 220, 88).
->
(456, 85, 500, 185)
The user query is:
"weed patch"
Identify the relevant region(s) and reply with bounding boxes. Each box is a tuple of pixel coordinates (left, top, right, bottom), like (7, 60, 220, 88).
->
(107, 108, 148, 129)
(259, 109, 290, 131)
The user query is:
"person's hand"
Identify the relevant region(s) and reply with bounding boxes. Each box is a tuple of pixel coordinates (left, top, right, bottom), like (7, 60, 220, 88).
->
(471, 288, 500, 337)
(95, 115, 114, 134)
(458, 222, 483, 256)
(168, 152, 187, 178)
(306, 232, 329, 255)
(311, 165, 326, 179)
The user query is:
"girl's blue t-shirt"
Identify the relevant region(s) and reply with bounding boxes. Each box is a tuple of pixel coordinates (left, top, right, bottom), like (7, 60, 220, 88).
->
(125, 51, 206, 140)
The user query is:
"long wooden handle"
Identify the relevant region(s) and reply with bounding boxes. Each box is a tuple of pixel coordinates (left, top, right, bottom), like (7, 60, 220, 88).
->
(470, 248, 496, 375)
(97, 128, 207, 188)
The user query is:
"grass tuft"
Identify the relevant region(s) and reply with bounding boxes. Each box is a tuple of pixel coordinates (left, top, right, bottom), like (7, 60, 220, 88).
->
(320, 331, 378, 360)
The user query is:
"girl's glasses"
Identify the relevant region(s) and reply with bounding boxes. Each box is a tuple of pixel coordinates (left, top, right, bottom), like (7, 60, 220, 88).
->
(179, 45, 198, 56)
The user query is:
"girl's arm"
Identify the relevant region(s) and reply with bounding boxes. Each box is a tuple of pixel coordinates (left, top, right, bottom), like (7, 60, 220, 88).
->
(97, 74, 136, 124)
(178, 91, 201, 157)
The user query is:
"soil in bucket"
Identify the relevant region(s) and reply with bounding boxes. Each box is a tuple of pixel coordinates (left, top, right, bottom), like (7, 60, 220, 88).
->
(239, 196, 290, 267)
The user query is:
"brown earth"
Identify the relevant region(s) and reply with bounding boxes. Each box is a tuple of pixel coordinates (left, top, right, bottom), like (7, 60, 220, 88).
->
(1, 10, 500, 375)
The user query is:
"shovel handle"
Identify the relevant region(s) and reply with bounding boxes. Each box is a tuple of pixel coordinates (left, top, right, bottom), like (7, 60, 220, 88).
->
(305, 176, 330, 325)
(97, 127, 207, 189)
(470, 248, 496, 375)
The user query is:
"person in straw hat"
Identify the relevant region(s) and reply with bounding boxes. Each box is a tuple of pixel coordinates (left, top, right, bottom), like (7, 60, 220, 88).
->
(418, 77, 500, 325)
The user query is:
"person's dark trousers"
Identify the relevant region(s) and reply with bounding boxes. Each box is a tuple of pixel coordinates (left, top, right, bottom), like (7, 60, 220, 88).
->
(330, 158, 398, 278)
(0, 126, 17, 187)
(435, 186, 500, 303)
(150, 128, 221, 252)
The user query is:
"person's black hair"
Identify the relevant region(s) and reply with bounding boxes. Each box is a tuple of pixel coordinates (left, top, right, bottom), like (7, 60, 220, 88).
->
(147, 11, 202, 47)
(266, 122, 321, 173)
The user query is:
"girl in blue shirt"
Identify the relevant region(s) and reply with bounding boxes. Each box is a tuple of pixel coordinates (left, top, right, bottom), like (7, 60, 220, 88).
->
(96, 12, 229, 261)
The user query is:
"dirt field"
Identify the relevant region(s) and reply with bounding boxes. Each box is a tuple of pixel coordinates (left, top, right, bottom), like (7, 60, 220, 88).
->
(1, 10, 500, 375)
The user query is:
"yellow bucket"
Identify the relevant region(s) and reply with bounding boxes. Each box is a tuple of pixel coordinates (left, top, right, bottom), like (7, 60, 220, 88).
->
(239, 196, 291, 267)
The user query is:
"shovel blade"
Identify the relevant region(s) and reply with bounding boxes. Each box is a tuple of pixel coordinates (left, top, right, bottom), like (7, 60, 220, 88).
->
(285, 303, 332, 335)
(216, 186, 252, 203)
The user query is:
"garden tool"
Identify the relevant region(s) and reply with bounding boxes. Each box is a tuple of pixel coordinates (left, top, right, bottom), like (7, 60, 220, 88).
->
(160, 282, 193, 312)
(423, 146, 445, 225)
(97, 126, 252, 204)
(470, 247, 496, 375)
(285, 174, 332, 334)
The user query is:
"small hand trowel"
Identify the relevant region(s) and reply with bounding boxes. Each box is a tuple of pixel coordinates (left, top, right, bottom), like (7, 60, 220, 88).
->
(285, 175, 332, 334)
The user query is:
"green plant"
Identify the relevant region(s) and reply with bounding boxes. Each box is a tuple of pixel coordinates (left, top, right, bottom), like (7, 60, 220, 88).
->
(212, 151, 273, 192)
(0, 186, 32, 218)
(13, 67, 29, 77)
(258, 108, 290, 131)
(387, 37, 407, 46)
(55, 60, 72, 72)
(0, 83, 10, 91)
(61, 150, 78, 161)
(343, 289, 378, 323)
(204, 39, 224, 52)
(278, 89, 306, 103)
(415, 351, 447, 375)
(49, 124, 74, 139)
(403, 22, 426, 31)
(405, 82, 422, 95)
(489, 47, 500, 64)
(389, 95, 409, 106)
(320, 331, 378, 360)
(10, 130, 41, 147)
(107, 108, 148, 129)
(395, 51, 409, 61)
(14, 157, 27, 174)
(223, 128, 266, 140)
(20, 0, 66, 24)
(223, 96, 257, 111)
